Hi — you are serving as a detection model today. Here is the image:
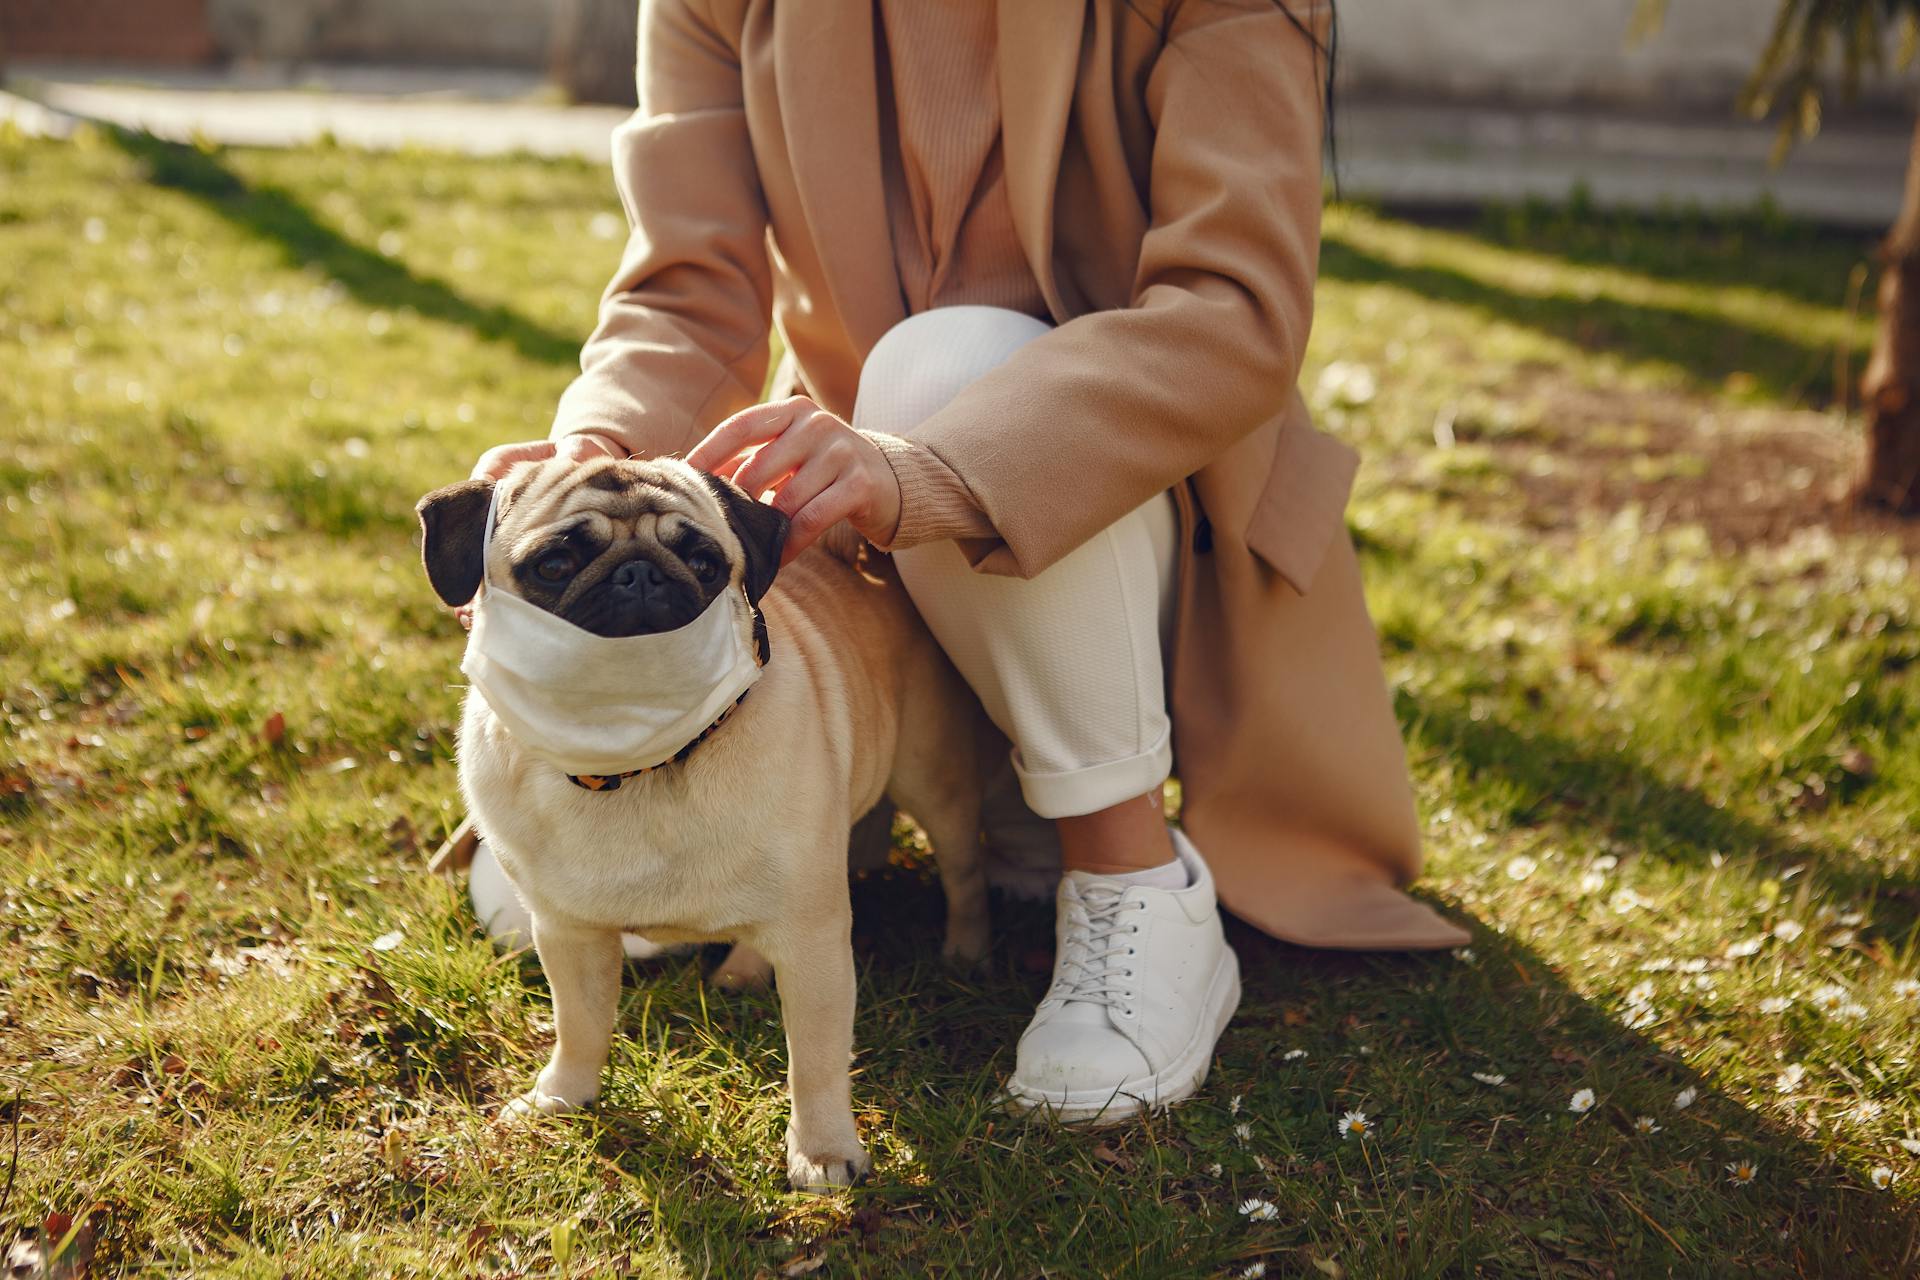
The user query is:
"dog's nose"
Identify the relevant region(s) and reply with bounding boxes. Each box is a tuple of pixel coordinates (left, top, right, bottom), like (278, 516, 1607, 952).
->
(609, 559, 668, 595)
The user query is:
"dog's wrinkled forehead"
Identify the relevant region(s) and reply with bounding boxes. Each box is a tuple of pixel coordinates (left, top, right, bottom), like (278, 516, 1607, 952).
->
(491, 456, 735, 558)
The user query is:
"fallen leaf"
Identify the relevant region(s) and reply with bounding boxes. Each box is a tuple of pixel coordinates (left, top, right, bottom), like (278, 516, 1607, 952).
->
(261, 712, 286, 745)
(1092, 1143, 1133, 1171)
(779, 1251, 827, 1277)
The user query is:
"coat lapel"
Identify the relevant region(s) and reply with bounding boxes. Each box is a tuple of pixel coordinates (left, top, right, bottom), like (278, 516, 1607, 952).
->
(775, 0, 902, 354)
(997, 0, 1087, 322)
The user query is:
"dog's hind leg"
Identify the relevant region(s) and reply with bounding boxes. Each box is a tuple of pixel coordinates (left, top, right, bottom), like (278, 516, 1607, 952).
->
(890, 682, 996, 970)
(711, 943, 774, 990)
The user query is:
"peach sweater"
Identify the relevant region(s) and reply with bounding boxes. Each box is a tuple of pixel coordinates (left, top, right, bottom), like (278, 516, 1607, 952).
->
(866, 0, 1043, 549)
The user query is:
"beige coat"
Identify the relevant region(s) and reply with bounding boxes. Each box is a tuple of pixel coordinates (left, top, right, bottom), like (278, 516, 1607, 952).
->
(549, 0, 1469, 949)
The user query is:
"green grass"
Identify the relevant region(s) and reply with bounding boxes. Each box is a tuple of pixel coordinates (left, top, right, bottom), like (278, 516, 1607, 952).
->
(1, 124, 1915, 1277)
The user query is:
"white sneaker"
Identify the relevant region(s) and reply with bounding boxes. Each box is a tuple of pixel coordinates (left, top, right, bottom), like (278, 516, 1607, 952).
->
(1006, 828, 1240, 1124)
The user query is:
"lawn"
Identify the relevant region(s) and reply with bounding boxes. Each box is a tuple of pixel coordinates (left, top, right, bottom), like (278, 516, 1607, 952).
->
(1, 123, 1916, 1277)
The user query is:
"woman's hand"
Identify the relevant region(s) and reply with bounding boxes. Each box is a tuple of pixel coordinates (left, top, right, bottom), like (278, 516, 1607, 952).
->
(687, 397, 901, 564)
(469, 430, 626, 483)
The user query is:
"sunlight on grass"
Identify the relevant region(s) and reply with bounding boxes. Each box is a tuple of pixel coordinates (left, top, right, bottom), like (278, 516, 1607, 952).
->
(2, 131, 1915, 1276)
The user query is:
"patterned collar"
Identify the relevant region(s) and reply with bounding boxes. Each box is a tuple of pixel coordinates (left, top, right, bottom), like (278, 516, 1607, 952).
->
(564, 602, 770, 794)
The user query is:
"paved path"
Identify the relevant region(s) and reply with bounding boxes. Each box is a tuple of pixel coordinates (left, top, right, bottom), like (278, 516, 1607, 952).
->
(2, 62, 1906, 229)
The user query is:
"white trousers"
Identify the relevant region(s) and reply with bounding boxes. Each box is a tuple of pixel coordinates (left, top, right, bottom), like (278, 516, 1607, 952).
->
(853, 306, 1180, 820)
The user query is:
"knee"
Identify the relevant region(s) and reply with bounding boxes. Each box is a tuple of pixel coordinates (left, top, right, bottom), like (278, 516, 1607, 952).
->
(853, 306, 1052, 439)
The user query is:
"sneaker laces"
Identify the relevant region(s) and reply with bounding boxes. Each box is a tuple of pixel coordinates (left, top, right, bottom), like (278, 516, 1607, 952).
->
(1050, 881, 1145, 1013)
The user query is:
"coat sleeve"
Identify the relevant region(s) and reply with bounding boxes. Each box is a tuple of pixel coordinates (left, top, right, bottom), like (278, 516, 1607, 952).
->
(901, 0, 1329, 578)
(548, 0, 773, 458)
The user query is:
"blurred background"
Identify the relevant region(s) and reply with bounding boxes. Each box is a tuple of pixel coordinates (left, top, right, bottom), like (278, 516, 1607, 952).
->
(0, 0, 1909, 227)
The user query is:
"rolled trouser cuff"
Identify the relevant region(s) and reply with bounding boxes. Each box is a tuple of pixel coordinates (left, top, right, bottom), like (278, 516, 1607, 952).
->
(1012, 724, 1174, 820)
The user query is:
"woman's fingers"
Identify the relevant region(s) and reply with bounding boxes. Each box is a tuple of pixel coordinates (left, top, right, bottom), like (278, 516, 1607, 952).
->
(765, 454, 840, 524)
(468, 433, 622, 483)
(471, 439, 557, 481)
(779, 478, 859, 564)
(687, 397, 811, 474)
(731, 411, 842, 498)
(557, 432, 625, 465)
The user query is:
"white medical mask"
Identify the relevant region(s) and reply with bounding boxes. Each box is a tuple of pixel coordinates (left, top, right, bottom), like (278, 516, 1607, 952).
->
(459, 488, 763, 779)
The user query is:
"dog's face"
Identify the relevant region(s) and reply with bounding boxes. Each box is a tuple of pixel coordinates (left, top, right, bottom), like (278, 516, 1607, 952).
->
(415, 455, 789, 637)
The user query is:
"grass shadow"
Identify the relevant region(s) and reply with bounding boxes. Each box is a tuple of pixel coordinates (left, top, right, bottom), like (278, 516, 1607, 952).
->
(1320, 235, 1843, 404)
(1402, 200, 1879, 316)
(574, 861, 1917, 1276)
(1398, 687, 1920, 944)
(99, 125, 580, 369)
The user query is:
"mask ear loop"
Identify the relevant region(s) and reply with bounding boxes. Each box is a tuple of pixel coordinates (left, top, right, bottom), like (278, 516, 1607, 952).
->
(476, 482, 503, 602)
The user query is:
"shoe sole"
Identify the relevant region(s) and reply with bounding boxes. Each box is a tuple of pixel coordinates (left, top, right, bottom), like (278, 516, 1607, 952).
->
(1004, 942, 1242, 1126)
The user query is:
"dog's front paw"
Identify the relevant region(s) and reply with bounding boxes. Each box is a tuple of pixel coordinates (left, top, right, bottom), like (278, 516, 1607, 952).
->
(499, 1088, 584, 1121)
(785, 1126, 870, 1193)
(499, 1069, 599, 1121)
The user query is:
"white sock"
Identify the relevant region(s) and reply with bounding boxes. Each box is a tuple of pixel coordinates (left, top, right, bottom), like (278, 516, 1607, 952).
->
(1082, 853, 1188, 891)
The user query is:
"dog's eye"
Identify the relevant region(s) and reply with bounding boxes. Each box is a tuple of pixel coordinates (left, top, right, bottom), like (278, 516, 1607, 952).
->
(533, 552, 575, 584)
(688, 551, 721, 584)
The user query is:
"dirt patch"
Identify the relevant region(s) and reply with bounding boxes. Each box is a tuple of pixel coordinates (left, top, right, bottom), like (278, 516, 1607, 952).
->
(1450, 380, 1920, 558)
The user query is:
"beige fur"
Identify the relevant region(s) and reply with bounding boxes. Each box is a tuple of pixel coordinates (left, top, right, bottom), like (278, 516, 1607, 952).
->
(449, 457, 995, 1190)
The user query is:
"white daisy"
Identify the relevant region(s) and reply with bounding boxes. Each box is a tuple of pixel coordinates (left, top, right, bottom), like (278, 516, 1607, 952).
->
(1624, 1005, 1659, 1030)
(1234, 1122, 1253, 1143)
(1772, 920, 1804, 942)
(1836, 1001, 1870, 1020)
(1898, 1138, 1920, 1156)
(1230, 1095, 1243, 1115)
(1282, 1049, 1308, 1062)
(1891, 978, 1919, 999)
(1627, 980, 1656, 1006)
(1579, 870, 1608, 895)
(1206, 1162, 1224, 1177)
(1758, 996, 1792, 1014)
(1726, 1159, 1758, 1186)
(1634, 1115, 1661, 1135)
(1828, 930, 1857, 949)
(1337, 1110, 1372, 1140)
(1505, 855, 1538, 881)
(1453, 947, 1476, 965)
(1472, 1072, 1506, 1086)
(1242, 1264, 1269, 1279)
(1569, 1088, 1597, 1115)
(1810, 984, 1848, 1013)
(1592, 854, 1619, 872)
(1610, 888, 1647, 915)
(1774, 1064, 1805, 1093)
(1238, 1198, 1279, 1222)
(1870, 1166, 1894, 1190)
(1725, 937, 1764, 959)
(1674, 1087, 1698, 1111)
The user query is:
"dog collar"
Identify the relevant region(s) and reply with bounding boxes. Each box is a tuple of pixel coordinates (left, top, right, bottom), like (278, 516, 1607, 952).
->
(565, 689, 749, 791)
(564, 603, 770, 794)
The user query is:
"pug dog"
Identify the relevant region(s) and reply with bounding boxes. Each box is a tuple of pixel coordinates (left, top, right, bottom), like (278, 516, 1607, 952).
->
(416, 454, 996, 1190)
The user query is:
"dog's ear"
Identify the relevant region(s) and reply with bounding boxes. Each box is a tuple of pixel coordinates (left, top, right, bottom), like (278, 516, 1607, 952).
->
(696, 471, 789, 605)
(416, 478, 494, 607)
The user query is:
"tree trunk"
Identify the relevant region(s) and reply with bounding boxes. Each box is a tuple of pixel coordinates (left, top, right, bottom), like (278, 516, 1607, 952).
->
(1857, 112, 1920, 512)
(547, 0, 639, 108)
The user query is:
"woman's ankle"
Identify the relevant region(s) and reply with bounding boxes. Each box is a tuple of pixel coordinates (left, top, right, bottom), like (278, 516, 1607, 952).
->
(1056, 789, 1175, 874)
